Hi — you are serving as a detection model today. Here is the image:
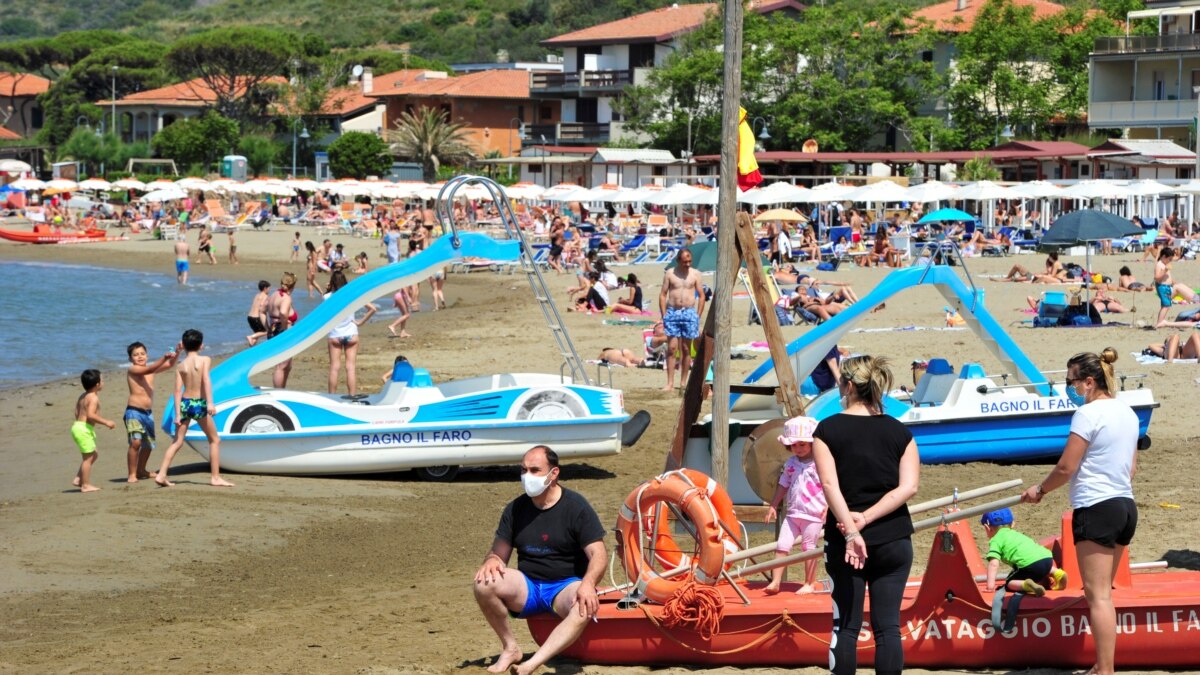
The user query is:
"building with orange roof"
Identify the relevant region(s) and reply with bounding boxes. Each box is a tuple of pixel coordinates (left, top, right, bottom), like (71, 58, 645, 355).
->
(368, 69, 560, 159)
(1, 72, 51, 139)
(1088, 0, 1200, 152)
(532, 1, 803, 147)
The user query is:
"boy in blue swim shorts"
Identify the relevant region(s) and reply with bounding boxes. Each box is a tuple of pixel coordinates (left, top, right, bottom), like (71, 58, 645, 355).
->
(155, 329, 235, 488)
(124, 341, 178, 482)
(474, 446, 606, 675)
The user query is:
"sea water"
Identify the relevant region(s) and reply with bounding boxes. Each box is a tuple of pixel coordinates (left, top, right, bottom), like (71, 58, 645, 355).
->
(0, 261, 322, 389)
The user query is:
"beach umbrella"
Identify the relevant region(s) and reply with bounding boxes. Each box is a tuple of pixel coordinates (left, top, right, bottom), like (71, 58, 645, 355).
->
(0, 159, 32, 174)
(78, 178, 112, 191)
(284, 178, 321, 192)
(843, 180, 910, 205)
(140, 187, 187, 203)
(504, 182, 545, 200)
(1058, 180, 1114, 200)
(754, 207, 806, 223)
(808, 181, 855, 203)
(740, 181, 812, 206)
(1041, 209, 1144, 306)
(1009, 181, 1063, 198)
(609, 184, 664, 204)
(918, 207, 975, 223)
(952, 180, 1020, 201)
(112, 178, 147, 191)
(175, 177, 211, 191)
(904, 180, 957, 205)
(10, 177, 46, 190)
(45, 178, 78, 191)
(671, 240, 720, 272)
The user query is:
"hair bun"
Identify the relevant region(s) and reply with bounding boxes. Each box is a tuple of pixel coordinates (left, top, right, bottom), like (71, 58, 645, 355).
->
(1101, 347, 1118, 365)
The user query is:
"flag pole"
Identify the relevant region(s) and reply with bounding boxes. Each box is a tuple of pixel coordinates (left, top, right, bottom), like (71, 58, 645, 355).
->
(710, 0, 746, 488)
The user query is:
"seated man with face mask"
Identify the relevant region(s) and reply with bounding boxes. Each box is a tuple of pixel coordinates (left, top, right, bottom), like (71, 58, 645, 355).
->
(472, 445, 607, 675)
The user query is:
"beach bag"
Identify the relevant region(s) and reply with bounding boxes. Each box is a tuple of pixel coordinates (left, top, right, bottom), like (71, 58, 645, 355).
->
(816, 261, 836, 272)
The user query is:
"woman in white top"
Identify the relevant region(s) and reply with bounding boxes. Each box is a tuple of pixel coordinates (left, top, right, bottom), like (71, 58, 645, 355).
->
(1022, 347, 1138, 675)
(325, 270, 377, 396)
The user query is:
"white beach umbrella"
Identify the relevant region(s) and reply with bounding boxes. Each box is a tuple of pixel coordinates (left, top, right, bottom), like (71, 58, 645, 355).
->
(951, 181, 1020, 201)
(1172, 180, 1200, 195)
(112, 178, 147, 191)
(740, 181, 813, 205)
(573, 183, 625, 203)
(644, 183, 706, 206)
(542, 183, 587, 202)
(608, 184, 664, 203)
(808, 181, 856, 203)
(140, 187, 187, 203)
(1009, 180, 1063, 198)
(843, 180, 911, 204)
(504, 182, 544, 200)
(1058, 180, 1116, 200)
(175, 177, 211, 191)
(10, 177, 46, 190)
(904, 180, 958, 204)
(284, 178, 320, 192)
(45, 178, 78, 191)
(77, 178, 112, 191)
(1120, 179, 1173, 197)
(0, 159, 33, 174)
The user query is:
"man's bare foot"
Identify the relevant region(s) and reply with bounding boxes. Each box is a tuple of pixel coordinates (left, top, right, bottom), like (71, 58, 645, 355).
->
(796, 583, 817, 595)
(72, 476, 81, 487)
(80, 484, 101, 493)
(127, 475, 139, 483)
(155, 477, 175, 487)
(210, 477, 235, 487)
(388, 327, 398, 337)
(486, 646, 522, 673)
(661, 384, 675, 391)
(762, 584, 781, 596)
(400, 331, 412, 338)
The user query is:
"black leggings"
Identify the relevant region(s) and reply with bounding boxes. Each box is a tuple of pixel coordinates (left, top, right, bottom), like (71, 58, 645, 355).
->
(825, 536, 913, 675)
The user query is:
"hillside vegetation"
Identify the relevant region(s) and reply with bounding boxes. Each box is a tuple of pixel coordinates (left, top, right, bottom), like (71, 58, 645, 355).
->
(0, 0, 685, 64)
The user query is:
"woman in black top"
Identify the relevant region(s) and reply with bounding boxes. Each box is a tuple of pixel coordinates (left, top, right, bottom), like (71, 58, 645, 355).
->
(813, 355, 920, 675)
(611, 273, 644, 314)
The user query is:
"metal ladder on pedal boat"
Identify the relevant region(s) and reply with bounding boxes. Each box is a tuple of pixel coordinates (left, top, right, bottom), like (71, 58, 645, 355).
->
(437, 176, 590, 385)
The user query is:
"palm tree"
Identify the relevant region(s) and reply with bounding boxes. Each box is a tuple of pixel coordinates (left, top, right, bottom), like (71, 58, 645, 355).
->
(386, 107, 476, 182)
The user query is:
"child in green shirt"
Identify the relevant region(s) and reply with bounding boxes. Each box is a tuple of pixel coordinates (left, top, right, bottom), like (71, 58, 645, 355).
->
(981, 508, 1067, 597)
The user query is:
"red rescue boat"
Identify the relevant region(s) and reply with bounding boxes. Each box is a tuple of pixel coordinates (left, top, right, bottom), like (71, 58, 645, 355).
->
(0, 225, 109, 244)
(529, 491, 1200, 670)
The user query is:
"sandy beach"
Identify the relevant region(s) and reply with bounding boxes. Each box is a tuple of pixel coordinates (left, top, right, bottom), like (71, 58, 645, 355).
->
(1, 222, 1198, 675)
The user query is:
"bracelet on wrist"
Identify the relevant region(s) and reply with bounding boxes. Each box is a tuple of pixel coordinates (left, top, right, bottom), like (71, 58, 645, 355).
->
(1036, 483, 1046, 496)
(844, 531, 861, 542)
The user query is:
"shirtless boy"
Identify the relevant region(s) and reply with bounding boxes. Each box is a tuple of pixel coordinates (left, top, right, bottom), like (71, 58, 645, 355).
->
(71, 369, 115, 493)
(174, 238, 190, 285)
(197, 225, 216, 265)
(124, 341, 179, 482)
(245, 280, 271, 346)
(659, 248, 706, 391)
(1155, 247, 1199, 328)
(155, 329, 234, 488)
(268, 273, 298, 388)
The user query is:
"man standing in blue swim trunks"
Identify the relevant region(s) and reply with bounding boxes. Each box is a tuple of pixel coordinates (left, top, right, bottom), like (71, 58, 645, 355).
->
(174, 238, 189, 285)
(659, 247, 705, 391)
(474, 445, 606, 675)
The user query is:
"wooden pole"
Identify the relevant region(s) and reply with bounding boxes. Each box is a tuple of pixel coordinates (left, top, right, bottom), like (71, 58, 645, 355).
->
(733, 212, 805, 417)
(710, 0, 746, 490)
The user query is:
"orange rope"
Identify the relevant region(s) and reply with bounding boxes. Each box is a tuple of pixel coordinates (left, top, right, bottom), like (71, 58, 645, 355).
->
(660, 579, 725, 640)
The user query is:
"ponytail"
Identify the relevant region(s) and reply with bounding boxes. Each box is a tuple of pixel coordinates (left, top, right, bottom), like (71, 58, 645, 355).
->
(840, 355, 892, 413)
(1067, 347, 1118, 397)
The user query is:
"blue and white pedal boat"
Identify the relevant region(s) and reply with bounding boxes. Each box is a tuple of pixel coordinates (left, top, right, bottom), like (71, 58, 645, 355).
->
(169, 227, 642, 480)
(685, 261, 1155, 498)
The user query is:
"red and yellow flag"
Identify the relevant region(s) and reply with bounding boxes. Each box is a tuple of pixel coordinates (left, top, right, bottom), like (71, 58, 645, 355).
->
(737, 107, 763, 190)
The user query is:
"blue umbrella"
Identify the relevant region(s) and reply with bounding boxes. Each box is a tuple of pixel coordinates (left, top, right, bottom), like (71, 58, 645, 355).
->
(918, 207, 975, 223)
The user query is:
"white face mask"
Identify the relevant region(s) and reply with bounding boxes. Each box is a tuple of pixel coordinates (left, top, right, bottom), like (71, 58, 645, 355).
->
(522, 471, 551, 498)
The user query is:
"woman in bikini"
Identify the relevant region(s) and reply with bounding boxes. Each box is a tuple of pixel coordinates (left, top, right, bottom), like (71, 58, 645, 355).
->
(325, 271, 377, 396)
(305, 241, 321, 297)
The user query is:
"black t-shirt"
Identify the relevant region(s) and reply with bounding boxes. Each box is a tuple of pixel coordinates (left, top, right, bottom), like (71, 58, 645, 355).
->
(496, 487, 605, 582)
(811, 346, 841, 392)
(815, 413, 914, 547)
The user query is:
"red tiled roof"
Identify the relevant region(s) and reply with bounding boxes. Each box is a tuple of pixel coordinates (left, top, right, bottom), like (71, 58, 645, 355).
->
(318, 70, 440, 115)
(911, 0, 1069, 33)
(368, 70, 531, 100)
(543, 0, 803, 46)
(992, 140, 1090, 155)
(0, 72, 52, 97)
(0, 126, 21, 140)
(99, 76, 287, 107)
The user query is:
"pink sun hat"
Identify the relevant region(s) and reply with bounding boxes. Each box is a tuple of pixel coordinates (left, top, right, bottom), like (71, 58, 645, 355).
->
(777, 415, 818, 445)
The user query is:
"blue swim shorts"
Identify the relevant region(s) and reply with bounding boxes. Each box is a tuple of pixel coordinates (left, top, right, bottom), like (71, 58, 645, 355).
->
(1156, 283, 1173, 308)
(511, 576, 581, 618)
(176, 259, 189, 275)
(664, 306, 700, 340)
(124, 406, 156, 447)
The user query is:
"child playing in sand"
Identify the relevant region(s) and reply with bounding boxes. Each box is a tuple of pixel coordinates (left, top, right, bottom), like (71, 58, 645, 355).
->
(245, 280, 271, 346)
(71, 369, 115, 492)
(155, 329, 234, 488)
(124, 341, 179, 482)
(981, 508, 1066, 597)
(764, 415, 826, 594)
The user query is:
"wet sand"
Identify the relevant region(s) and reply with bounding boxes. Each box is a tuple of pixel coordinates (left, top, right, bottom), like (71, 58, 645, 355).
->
(1, 223, 1198, 674)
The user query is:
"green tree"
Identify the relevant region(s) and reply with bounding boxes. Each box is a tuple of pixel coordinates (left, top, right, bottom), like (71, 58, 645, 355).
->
(60, 128, 115, 176)
(237, 135, 282, 176)
(327, 131, 391, 179)
(386, 108, 476, 182)
(165, 27, 298, 123)
(958, 155, 1001, 181)
(947, 0, 1059, 148)
(152, 111, 240, 168)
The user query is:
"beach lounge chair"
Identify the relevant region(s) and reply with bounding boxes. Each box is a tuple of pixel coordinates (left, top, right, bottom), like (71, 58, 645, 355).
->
(981, 228, 1013, 257)
(820, 226, 852, 261)
(618, 234, 647, 257)
(204, 199, 233, 230)
(626, 251, 651, 265)
(653, 248, 678, 265)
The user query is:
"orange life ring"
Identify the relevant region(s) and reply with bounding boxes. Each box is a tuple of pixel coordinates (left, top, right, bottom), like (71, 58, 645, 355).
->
(616, 471, 729, 604)
(647, 469, 742, 571)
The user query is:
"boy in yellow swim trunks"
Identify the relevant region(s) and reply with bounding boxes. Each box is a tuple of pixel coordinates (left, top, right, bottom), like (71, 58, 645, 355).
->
(71, 369, 115, 493)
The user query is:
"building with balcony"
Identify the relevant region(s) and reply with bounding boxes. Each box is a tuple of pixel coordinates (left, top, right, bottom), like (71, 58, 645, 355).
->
(1089, 1, 1200, 146)
(369, 69, 559, 159)
(533, 1, 803, 147)
(0, 72, 50, 139)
